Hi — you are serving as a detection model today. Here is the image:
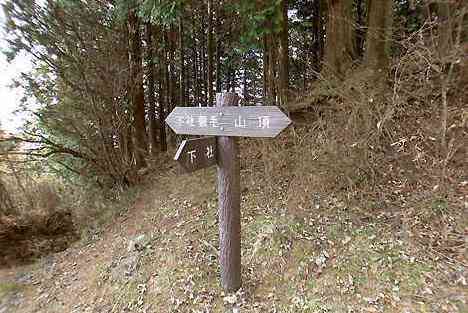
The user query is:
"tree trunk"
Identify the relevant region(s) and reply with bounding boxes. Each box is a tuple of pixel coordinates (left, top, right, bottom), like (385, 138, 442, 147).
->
(145, 23, 158, 155)
(243, 58, 248, 101)
(125, 126, 134, 165)
(278, 0, 289, 107)
(323, 0, 356, 78)
(201, 12, 207, 105)
(167, 28, 177, 145)
(179, 15, 186, 107)
(262, 35, 268, 105)
(207, 0, 215, 106)
(226, 66, 232, 92)
(0, 178, 14, 216)
(169, 28, 177, 114)
(191, 9, 200, 106)
(436, 3, 451, 58)
(311, 0, 323, 75)
(356, 0, 365, 57)
(215, 5, 222, 93)
(267, 34, 277, 105)
(364, 0, 393, 73)
(127, 8, 147, 168)
(159, 30, 168, 152)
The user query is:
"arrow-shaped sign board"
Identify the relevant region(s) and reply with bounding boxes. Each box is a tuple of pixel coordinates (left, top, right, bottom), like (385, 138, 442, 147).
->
(165, 106, 291, 138)
(174, 137, 217, 173)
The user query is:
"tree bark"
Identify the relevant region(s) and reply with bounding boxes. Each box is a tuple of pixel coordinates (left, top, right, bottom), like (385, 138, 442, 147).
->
(215, 5, 222, 93)
(207, 0, 215, 106)
(356, 0, 365, 57)
(145, 23, 158, 155)
(191, 9, 200, 106)
(364, 0, 393, 73)
(0, 178, 14, 216)
(179, 15, 186, 107)
(125, 126, 134, 165)
(311, 0, 323, 75)
(262, 35, 268, 105)
(201, 12, 207, 105)
(159, 29, 168, 152)
(127, 8, 147, 168)
(242, 58, 248, 102)
(323, 0, 356, 78)
(167, 28, 178, 145)
(268, 35, 277, 105)
(436, 2, 451, 58)
(168, 28, 177, 114)
(278, 0, 289, 107)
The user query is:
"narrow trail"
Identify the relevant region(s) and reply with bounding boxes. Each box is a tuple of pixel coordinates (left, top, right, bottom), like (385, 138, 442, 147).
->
(0, 168, 217, 313)
(0, 186, 166, 313)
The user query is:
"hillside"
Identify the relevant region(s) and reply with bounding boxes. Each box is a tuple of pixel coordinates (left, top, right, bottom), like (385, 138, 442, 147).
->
(0, 109, 466, 312)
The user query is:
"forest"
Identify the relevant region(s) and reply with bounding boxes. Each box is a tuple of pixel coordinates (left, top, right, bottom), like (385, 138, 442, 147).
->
(0, 0, 466, 312)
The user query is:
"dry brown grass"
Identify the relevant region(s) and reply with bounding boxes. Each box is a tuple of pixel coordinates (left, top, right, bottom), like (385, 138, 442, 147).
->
(54, 148, 464, 313)
(0, 165, 143, 268)
(0, 173, 76, 267)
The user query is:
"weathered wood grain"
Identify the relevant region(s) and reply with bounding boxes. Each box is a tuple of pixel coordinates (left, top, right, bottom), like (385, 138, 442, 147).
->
(165, 106, 291, 137)
(174, 137, 217, 173)
(216, 93, 242, 292)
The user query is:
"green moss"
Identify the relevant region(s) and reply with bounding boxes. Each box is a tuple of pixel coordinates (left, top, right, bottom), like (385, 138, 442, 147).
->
(0, 282, 24, 298)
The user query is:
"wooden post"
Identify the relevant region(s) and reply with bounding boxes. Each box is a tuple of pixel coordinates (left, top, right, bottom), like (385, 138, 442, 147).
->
(216, 92, 241, 292)
(165, 92, 291, 292)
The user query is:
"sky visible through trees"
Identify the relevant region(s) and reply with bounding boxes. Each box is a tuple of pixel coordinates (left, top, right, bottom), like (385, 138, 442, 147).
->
(0, 2, 33, 133)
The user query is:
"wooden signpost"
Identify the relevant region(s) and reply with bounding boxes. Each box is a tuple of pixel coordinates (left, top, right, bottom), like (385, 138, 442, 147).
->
(166, 92, 291, 292)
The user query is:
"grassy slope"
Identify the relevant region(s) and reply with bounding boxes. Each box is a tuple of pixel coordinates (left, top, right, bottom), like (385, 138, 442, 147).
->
(0, 110, 466, 313)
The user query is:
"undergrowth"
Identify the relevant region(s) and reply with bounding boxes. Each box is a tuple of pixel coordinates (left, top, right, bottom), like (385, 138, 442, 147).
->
(81, 160, 465, 312)
(0, 170, 139, 266)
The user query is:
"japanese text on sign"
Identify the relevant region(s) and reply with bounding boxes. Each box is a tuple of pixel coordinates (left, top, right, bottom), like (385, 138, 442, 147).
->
(176, 115, 271, 130)
(187, 144, 215, 164)
(166, 106, 291, 138)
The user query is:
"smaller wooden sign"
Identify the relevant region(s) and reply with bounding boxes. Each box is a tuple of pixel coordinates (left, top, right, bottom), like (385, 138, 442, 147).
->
(174, 137, 217, 173)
